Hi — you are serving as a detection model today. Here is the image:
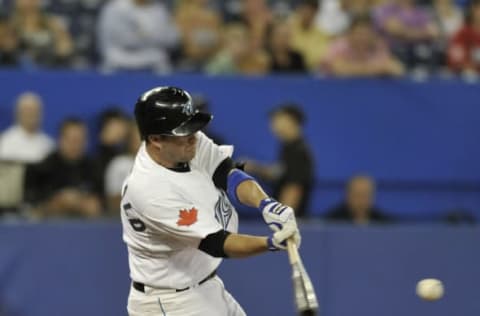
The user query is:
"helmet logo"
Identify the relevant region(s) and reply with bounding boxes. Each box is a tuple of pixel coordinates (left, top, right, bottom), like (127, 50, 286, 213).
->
(182, 101, 195, 116)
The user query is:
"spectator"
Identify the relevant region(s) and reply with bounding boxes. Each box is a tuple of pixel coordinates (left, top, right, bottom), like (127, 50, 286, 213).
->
(0, 17, 20, 66)
(326, 175, 389, 224)
(93, 108, 130, 198)
(104, 121, 140, 214)
(321, 14, 404, 77)
(25, 118, 101, 218)
(205, 23, 269, 75)
(238, 0, 273, 51)
(0, 92, 54, 163)
(175, 0, 223, 72)
(345, 0, 384, 16)
(289, 0, 330, 71)
(316, 0, 380, 37)
(267, 18, 307, 73)
(44, 0, 103, 68)
(448, 0, 480, 74)
(97, 0, 180, 73)
(373, 0, 442, 71)
(245, 104, 314, 217)
(315, 0, 351, 36)
(10, 0, 73, 68)
(432, 0, 464, 39)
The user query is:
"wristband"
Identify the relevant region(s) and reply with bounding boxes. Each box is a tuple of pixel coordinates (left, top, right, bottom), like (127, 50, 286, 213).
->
(267, 236, 279, 251)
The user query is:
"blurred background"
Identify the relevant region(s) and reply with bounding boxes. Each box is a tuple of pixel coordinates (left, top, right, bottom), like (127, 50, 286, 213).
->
(0, 0, 479, 315)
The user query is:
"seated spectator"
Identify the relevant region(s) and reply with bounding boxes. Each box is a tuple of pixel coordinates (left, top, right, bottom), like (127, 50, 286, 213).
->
(315, 0, 351, 37)
(43, 0, 103, 68)
(0, 92, 54, 163)
(321, 15, 404, 77)
(267, 18, 306, 73)
(0, 17, 20, 66)
(10, 0, 73, 68)
(245, 104, 314, 218)
(97, 0, 180, 73)
(104, 121, 140, 215)
(289, 0, 330, 71)
(432, 0, 464, 39)
(238, 0, 273, 51)
(326, 175, 389, 225)
(25, 118, 101, 218)
(345, 0, 384, 16)
(373, 0, 442, 71)
(316, 0, 380, 37)
(175, 0, 223, 72)
(93, 108, 130, 199)
(205, 23, 269, 75)
(448, 0, 480, 74)
(429, 0, 464, 68)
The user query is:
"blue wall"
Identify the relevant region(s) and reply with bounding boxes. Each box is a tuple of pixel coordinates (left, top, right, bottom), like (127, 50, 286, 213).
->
(0, 222, 479, 316)
(1, 71, 479, 218)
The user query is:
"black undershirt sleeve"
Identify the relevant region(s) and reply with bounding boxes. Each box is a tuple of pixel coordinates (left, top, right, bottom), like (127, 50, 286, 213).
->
(212, 158, 235, 190)
(212, 158, 247, 190)
(198, 230, 231, 258)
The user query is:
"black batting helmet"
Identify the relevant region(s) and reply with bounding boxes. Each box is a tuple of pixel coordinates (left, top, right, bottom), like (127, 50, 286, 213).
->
(134, 86, 212, 139)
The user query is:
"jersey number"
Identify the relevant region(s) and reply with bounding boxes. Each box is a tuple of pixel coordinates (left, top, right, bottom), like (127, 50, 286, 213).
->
(122, 185, 146, 232)
(129, 219, 146, 232)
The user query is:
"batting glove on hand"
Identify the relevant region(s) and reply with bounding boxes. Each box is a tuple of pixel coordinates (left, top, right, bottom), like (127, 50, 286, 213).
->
(267, 220, 301, 251)
(260, 198, 297, 232)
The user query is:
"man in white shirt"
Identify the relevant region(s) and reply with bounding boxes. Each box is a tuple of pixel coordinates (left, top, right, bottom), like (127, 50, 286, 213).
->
(98, 0, 180, 73)
(123, 86, 301, 315)
(0, 92, 54, 163)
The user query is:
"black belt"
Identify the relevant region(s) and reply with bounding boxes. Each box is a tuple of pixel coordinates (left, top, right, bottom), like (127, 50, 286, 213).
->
(133, 270, 216, 293)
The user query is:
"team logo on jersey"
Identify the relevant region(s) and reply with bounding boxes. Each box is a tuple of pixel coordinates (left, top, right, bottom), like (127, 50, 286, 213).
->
(177, 207, 198, 226)
(215, 191, 234, 230)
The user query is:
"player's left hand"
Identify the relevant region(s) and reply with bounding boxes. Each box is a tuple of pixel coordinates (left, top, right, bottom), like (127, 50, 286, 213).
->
(259, 198, 297, 231)
(267, 220, 301, 251)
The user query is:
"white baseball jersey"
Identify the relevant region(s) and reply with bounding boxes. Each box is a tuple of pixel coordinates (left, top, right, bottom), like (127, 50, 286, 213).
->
(121, 132, 239, 289)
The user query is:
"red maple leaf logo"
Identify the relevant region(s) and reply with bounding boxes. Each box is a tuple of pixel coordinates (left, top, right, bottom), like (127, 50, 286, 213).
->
(176, 207, 198, 226)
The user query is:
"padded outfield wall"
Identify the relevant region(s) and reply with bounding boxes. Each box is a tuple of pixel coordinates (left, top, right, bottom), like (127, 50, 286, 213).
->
(0, 222, 479, 316)
(1, 71, 479, 219)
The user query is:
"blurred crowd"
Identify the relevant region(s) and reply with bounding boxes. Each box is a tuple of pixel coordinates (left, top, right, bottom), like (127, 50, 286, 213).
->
(0, 92, 362, 223)
(1, 91, 475, 225)
(0, 92, 139, 218)
(0, 0, 479, 77)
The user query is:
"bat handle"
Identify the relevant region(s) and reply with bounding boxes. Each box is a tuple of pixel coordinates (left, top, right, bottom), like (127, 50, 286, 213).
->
(286, 238, 300, 265)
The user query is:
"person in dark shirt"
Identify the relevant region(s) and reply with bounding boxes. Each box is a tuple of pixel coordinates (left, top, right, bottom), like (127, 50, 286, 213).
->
(246, 104, 314, 217)
(326, 175, 389, 224)
(93, 108, 130, 199)
(25, 118, 101, 218)
(267, 18, 306, 73)
(0, 17, 19, 67)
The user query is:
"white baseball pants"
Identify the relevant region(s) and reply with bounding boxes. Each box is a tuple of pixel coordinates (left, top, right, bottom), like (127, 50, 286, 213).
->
(127, 276, 246, 316)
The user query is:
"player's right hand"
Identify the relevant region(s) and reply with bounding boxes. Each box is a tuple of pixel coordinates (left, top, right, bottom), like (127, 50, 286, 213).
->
(259, 198, 297, 232)
(267, 220, 301, 251)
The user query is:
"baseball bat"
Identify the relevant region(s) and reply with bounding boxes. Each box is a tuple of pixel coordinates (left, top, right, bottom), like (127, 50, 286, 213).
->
(287, 239, 319, 316)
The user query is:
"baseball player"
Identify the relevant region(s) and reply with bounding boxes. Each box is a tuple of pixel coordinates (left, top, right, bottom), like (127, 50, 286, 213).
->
(122, 86, 301, 316)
